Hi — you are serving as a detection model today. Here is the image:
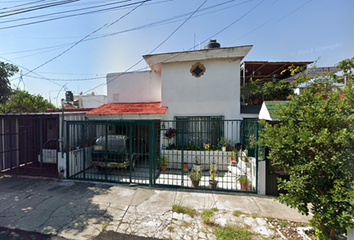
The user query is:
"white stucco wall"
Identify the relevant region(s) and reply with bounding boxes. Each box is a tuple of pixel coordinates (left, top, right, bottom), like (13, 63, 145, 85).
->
(161, 58, 242, 120)
(81, 95, 107, 108)
(106, 71, 161, 103)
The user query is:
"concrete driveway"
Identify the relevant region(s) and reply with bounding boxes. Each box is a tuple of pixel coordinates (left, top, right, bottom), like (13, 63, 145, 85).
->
(0, 175, 309, 240)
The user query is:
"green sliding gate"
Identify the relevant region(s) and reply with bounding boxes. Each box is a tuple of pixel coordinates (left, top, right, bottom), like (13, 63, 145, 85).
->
(65, 120, 157, 185)
(65, 119, 260, 192)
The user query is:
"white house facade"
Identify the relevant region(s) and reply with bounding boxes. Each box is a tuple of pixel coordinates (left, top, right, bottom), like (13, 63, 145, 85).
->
(87, 42, 252, 121)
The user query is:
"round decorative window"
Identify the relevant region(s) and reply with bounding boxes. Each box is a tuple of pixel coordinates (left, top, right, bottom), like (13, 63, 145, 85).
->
(190, 62, 206, 78)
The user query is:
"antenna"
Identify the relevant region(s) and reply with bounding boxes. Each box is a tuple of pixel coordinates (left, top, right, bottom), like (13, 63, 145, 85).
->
(18, 70, 25, 90)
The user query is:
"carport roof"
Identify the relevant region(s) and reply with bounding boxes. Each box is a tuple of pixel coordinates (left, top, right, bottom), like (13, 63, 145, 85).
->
(86, 102, 167, 115)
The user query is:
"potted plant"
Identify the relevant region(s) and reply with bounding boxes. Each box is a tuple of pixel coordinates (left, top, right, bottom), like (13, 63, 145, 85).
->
(163, 128, 177, 148)
(193, 156, 202, 171)
(241, 78, 263, 105)
(159, 155, 169, 171)
(209, 163, 218, 189)
(203, 143, 210, 151)
(183, 162, 188, 172)
(226, 141, 234, 151)
(219, 137, 229, 152)
(227, 150, 237, 164)
(238, 175, 250, 191)
(188, 168, 203, 187)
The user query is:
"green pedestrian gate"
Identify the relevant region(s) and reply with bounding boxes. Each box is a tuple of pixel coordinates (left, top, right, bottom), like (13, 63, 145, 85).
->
(65, 119, 260, 192)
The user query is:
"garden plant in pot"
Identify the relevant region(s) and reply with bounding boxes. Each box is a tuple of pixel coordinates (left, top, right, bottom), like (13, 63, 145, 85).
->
(219, 137, 229, 152)
(193, 156, 202, 171)
(188, 168, 203, 187)
(159, 155, 169, 171)
(238, 175, 250, 191)
(227, 150, 237, 164)
(209, 163, 218, 189)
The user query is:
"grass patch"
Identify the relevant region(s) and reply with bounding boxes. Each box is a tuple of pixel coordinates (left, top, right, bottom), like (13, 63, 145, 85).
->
(172, 204, 198, 218)
(278, 219, 290, 228)
(181, 221, 192, 228)
(211, 207, 219, 212)
(101, 221, 110, 231)
(215, 225, 252, 240)
(233, 210, 245, 217)
(232, 210, 260, 219)
(202, 209, 215, 224)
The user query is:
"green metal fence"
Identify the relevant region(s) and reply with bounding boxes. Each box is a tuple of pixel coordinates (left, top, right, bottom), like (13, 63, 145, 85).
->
(65, 119, 260, 192)
(156, 119, 260, 192)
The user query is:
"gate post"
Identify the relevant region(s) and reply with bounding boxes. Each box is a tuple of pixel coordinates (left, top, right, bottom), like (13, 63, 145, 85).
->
(66, 121, 70, 179)
(149, 122, 154, 186)
(129, 124, 133, 183)
(81, 123, 86, 179)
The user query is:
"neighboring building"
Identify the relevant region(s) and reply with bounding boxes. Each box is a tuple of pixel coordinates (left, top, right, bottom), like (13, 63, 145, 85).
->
(86, 40, 253, 121)
(73, 92, 107, 109)
(259, 67, 345, 121)
(239, 61, 312, 118)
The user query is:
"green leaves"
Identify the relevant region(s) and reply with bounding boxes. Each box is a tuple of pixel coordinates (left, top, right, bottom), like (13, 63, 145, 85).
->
(259, 60, 354, 239)
(0, 61, 18, 104)
(0, 88, 56, 113)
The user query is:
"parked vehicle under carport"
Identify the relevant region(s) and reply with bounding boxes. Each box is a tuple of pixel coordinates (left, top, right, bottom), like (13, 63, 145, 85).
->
(91, 135, 137, 170)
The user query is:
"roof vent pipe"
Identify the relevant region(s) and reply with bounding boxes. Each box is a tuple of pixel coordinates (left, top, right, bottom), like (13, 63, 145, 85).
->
(204, 39, 221, 49)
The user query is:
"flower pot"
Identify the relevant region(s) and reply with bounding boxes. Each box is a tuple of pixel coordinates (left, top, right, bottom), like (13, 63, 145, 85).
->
(229, 158, 237, 164)
(240, 181, 250, 191)
(183, 163, 188, 172)
(191, 180, 200, 187)
(161, 165, 167, 171)
(222, 147, 226, 152)
(209, 180, 218, 189)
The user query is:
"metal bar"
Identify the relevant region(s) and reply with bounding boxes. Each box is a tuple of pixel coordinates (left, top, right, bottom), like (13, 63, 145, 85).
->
(105, 125, 108, 181)
(82, 124, 86, 179)
(39, 117, 43, 175)
(129, 123, 132, 183)
(66, 121, 69, 179)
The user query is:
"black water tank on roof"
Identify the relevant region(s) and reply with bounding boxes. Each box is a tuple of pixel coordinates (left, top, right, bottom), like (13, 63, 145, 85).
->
(205, 39, 221, 49)
(65, 91, 73, 102)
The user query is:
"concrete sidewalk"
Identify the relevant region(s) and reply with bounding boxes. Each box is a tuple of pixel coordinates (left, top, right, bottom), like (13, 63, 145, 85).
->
(0, 175, 309, 240)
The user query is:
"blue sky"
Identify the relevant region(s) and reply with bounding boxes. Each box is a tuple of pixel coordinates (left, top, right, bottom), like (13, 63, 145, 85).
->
(0, 0, 353, 107)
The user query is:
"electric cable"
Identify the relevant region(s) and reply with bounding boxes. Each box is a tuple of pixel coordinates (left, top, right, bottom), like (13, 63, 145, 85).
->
(21, 0, 149, 78)
(1, 0, 250, 60)
(83, 0, 264, 94)
(0, 0, 150, 30)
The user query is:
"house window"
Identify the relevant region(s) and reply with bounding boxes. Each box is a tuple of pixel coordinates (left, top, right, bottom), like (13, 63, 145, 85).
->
(190, 62, 206, 78)
(175, 116, 223, 148)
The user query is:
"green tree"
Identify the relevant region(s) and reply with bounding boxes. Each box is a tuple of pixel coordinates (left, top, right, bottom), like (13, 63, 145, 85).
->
(259, 59, 354, 239)
(262, 79, 293, 100)
(0, 61, 18, 104)
(0, 88, 56, 113)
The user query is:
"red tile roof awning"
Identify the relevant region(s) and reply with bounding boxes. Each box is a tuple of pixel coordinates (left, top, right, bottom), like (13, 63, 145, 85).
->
(86, 102, 167, 115)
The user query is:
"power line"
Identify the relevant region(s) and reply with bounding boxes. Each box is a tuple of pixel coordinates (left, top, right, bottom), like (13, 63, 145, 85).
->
(0, 0, 250, 58)
(84, 0, 209, 94)
(22, 0, 149, 78)
(0, 0, 79, 18)
(276, 0, 313, 23)
(0, 0, 166, 30)
(84, 0, 264, 94)
(26, 74, 106, 81)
